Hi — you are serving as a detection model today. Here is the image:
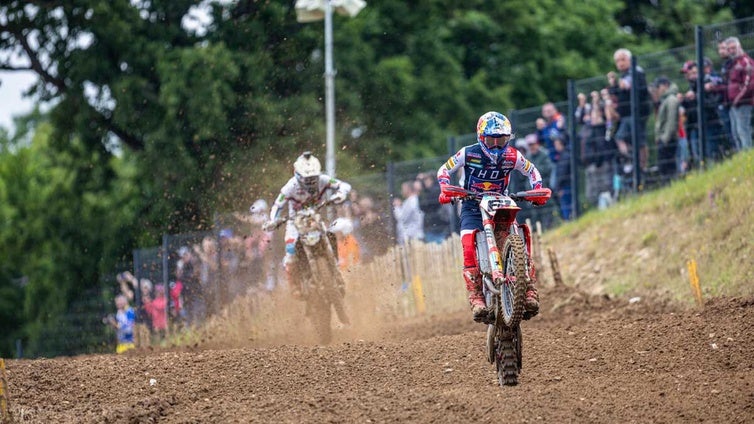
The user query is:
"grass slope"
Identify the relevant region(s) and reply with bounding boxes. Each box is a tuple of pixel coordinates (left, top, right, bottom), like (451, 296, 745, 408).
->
(544, 150, 754, 306)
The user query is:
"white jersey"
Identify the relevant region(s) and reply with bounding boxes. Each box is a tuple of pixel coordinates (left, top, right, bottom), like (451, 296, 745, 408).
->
(269, 174, 351, 221)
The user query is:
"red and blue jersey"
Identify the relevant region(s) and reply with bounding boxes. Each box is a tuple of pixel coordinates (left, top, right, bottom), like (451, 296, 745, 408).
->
(437, 143, 542, 196)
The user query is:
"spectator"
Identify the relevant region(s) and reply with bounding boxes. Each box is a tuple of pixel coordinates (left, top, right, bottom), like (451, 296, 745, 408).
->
(353, 195, 388, 261)
(553, 136, 572, 220)
(608, 48, 651, 171)
(144, 283, 168, 340)
(329, 217, 361, 270)
(680, 60, 702, 167)
(236, 199, 276, 292)
(218, 229, 243, 301)
(193, 236, 219, 315)
(574, 92, 592, 155)
(116, 271, 154, 342)
(507, 138, 534, 225)
(393, 180, 424, 244)
(700, 57, 727, 161)
(652, 76, 680, 183)
(583, 90, 615, 209)
(724, 36, 754, 152)
(681, 59, 726, 165)
(524, 134, 557, 227)
(710, 39, 735, 153)
(105, 294, 136, 354)
(417, 172, 451, 243)
(538, 102, 567, 166)
(177, 245, 202, 324)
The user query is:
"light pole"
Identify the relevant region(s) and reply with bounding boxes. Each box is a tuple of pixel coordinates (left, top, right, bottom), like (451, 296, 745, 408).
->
(324, 0, 335, 177)
(295, 0, 365, 177)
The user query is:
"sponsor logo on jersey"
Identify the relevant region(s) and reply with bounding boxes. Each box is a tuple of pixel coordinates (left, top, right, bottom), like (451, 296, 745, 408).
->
(470, 180, 502, 192)
(444, 157, 456, 170)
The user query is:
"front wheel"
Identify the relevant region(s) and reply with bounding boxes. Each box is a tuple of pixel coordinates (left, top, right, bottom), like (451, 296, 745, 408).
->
(499, 234, 528, 328)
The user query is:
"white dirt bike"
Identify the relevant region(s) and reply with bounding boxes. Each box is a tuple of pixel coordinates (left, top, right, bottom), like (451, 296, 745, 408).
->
(267, 199, 349, 344)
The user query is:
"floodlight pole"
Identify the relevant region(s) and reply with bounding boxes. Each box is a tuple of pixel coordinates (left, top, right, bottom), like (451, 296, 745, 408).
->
(324, 0, 336, 177)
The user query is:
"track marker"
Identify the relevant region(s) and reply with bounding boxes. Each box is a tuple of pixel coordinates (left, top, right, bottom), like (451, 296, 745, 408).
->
(0, 358, 12, 423)
(687, 259, 703, 308)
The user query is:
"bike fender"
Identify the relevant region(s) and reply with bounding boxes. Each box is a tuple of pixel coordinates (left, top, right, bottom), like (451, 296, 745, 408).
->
(475, 230, 492, 274)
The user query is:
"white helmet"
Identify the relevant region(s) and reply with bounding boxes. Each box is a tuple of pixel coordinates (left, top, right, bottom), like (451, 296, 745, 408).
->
(294, 151, 322, 194)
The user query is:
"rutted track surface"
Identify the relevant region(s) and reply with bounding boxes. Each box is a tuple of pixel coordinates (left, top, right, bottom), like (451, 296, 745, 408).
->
(6, 285, 754, 423)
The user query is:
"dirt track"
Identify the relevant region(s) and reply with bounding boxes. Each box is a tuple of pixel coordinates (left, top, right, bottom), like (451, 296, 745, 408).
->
(5, 283, 754, 423)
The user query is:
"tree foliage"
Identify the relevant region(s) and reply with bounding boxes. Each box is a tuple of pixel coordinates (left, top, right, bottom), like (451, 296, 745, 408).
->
(0, 0, 750, 356)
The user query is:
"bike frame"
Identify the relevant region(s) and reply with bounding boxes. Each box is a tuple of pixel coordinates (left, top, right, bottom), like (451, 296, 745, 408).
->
(477, 193, 524, 295)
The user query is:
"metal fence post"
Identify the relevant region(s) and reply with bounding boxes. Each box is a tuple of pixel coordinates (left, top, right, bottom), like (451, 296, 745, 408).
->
(630, 55, 642, 192)
(567, 79, 581, 219)
(695, 25, 707, 167)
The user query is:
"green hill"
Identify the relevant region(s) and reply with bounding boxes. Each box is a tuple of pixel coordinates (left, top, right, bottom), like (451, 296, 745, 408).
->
(544, 150, 754, 305)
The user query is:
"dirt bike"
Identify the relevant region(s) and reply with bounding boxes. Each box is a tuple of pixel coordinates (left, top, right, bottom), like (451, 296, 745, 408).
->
(267, 199, 349, 344)
(442, 185, 551, 386)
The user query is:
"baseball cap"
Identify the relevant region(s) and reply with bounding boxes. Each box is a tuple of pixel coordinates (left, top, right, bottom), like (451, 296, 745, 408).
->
(525, 133, 539, 145)
(652, 76, 671, 88)
(680, 60, 696, 74)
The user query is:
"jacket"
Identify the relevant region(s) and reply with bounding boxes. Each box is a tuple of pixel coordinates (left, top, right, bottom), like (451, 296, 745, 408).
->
(655, 83, 680, 145)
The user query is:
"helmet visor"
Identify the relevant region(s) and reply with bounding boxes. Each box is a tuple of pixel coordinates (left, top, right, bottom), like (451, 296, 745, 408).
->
(302, 175, 319, 188)
(482, 134, 512, 149)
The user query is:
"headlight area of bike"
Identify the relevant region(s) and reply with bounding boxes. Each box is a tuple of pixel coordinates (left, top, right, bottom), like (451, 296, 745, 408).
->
(479, 195, 520, 225)
(294, 213, 323, 246)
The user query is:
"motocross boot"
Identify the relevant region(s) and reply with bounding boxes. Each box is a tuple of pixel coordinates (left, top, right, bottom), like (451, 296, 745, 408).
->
(463, 267, 488, 322)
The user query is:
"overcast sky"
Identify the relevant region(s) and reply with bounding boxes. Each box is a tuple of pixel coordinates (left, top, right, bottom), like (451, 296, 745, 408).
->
(0, 70, 37, 132)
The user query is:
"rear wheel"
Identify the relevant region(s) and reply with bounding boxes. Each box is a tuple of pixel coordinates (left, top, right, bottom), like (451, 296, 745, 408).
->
(499, 234, 528, 328)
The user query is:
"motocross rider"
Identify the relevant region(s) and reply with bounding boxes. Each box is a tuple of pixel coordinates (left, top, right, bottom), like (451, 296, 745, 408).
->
(262, 151, 351, 298)
(437, 111, 548, 322)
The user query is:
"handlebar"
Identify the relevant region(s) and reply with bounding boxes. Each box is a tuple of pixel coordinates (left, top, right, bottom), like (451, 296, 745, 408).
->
(439, 184, 551, 205)
(265, 197, 339, 231)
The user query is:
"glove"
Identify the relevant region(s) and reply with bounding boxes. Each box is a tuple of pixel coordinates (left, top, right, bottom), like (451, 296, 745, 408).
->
(262, 220, 276, 232)
(331, 192, 346, 204)
(438, 193, 453, 205)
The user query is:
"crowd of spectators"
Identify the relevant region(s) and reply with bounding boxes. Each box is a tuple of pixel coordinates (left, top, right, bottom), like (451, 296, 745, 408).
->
(570, 38, 753, 212)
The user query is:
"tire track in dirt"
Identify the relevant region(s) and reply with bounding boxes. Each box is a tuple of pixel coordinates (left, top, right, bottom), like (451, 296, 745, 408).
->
(5, 287, 754, 423)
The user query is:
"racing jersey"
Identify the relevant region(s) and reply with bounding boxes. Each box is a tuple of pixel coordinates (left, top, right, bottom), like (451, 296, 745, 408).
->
(269, 175, 351, 220)
(437, 143, 542, 196)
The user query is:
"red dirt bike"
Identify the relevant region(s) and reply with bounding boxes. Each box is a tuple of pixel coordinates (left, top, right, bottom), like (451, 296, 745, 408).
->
(267, 199, 349, 344)
(442, 185, 551, 386)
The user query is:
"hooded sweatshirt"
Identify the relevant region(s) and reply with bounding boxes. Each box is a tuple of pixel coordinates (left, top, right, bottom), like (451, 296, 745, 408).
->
(655, 82, 680, 145)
